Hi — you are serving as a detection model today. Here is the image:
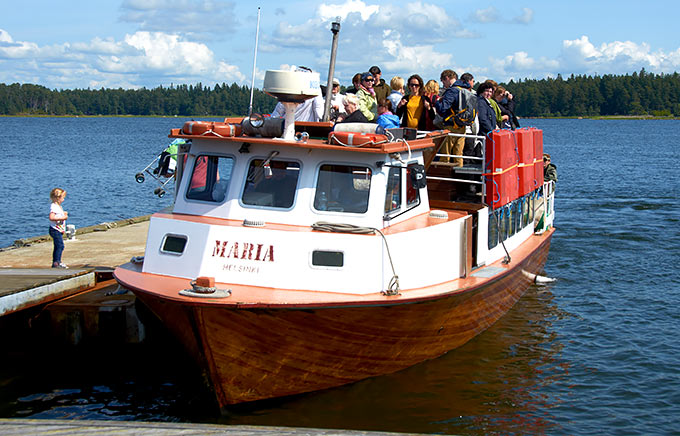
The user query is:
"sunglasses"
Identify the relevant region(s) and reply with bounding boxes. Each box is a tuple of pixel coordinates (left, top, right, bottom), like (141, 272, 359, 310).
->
(363, 78, 374, 82)
(408, 83, 420, 87)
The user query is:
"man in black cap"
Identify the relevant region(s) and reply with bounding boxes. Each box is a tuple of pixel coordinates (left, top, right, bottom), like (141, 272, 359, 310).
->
(369, 66, 390, 104)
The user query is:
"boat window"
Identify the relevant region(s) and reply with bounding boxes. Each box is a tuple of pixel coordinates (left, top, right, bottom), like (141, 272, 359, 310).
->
(242, 159, 300, 208)
(384, 167, 401, 213)
(161, 234, 187, 255)
(406, 164, 421, 208)
(186, 155, 234, 202)
(488, 210, 499, 249)
(314, 164, 372, 213)
(312, 250, 344, 267)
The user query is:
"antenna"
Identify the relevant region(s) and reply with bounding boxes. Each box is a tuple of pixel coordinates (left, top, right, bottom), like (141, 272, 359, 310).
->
(248, 7, 261, 116)
(322, 18, 341, 122)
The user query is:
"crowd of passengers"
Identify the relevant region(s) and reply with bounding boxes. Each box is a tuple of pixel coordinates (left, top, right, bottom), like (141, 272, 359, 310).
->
(270, 65, 520, 168)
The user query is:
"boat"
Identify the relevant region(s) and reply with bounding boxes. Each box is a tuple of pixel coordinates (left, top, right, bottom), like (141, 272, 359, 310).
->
(114, 67, 556, 408)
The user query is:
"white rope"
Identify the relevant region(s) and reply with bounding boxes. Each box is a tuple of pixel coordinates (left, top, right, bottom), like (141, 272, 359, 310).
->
(311, 222, 400, 295)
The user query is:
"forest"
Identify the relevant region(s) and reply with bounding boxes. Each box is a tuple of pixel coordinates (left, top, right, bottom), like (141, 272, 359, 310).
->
(1, 69, 678, 118)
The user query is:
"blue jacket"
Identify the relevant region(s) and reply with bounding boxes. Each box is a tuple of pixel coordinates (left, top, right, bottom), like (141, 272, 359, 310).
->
(434, 80, 472, 124)
(377, 113, 400, 129)
(477, 96, 496, 137)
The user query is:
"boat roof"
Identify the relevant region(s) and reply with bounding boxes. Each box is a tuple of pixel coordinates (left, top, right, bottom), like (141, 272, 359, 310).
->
(169, 120, 448, 155)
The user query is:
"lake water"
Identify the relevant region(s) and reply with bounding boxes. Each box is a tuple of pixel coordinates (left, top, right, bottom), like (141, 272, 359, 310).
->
(1, 117, 679, 435)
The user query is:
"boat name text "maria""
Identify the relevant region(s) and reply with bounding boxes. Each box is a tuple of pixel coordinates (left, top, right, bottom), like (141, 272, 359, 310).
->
(212, 240, 275, 262)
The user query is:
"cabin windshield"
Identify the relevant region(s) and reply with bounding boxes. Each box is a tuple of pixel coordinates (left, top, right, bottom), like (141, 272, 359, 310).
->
(242, 159, 300, 208)
(314, 164, 372, 213)
(186, 155, 234, 202)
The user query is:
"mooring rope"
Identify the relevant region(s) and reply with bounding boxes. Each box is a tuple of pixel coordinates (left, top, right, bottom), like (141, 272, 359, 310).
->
(311, 221, 400, 295)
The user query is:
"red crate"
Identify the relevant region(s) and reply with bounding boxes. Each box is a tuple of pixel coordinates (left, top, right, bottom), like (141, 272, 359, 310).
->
(486, 166, 518, 209)
(519, 164, 534, 196)
(486, 130, 517, 174)
(485, 130, 519, 209)
(529, 128, 543, 161)
(529, 128, 544, 191)
(515, 128, 534, 165)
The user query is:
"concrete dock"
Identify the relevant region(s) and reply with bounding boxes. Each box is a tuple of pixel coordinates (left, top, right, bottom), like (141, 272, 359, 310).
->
(0, 419, 422, 435)
(0, 217, 150, 343)
(0, 216, 150, 269)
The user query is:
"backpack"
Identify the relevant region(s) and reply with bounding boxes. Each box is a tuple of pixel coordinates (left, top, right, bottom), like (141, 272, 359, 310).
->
(444, 86, 477, 129)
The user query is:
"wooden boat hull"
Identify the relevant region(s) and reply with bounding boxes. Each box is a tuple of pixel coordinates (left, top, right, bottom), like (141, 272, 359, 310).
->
(130, 230, 553, 407)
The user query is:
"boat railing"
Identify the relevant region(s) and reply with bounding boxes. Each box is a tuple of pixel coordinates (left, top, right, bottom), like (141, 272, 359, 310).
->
(534, 180, 555, 232)
(427, 132, 487, 204)
(542, 180, 556, 229)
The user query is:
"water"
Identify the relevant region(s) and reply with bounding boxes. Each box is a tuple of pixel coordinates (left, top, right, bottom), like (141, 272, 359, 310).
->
(1, 117, 680, 435)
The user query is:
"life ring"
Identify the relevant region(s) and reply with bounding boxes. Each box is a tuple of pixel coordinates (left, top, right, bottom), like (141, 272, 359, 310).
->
(211, 122, 242, 137)
(328, 131, 387, 147)
(182, 121, 211, 135)
(181, 121, 241, 137)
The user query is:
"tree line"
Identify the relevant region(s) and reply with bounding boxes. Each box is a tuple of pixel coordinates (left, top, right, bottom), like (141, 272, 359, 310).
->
(508, 69, 680, 117)
(1, 69, 679, 118)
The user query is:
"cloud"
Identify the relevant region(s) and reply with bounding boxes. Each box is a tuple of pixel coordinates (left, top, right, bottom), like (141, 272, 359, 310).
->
(266, 0, 473, 80)
(513, 8, 533, 24)
(559, 35, 675, 73)
(471, 7, 533, 25)
(0, 29, 245, 89)
(471, 7, 499, 24)
(119, 0, 240, 36)
(488, 35, 680, 81)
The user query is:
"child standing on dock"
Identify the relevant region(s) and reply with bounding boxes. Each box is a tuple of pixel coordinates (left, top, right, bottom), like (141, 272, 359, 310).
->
(48, 188, 68, 268)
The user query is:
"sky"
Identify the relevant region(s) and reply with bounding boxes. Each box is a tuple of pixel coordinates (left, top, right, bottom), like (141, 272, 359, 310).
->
(1, 0, 679, 90)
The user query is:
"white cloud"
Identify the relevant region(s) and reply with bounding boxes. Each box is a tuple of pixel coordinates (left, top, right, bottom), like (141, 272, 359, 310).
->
(513, 8, 533, 24)
(266, 0, 472, 81)
(471, 7, 533, 25)
(318, 0, 379, 21)
(119, 0, 240, 35)
(559, 35, 674, 73)
(0, 29, 245, 88)
(472, 7, 499, 24)
(488, 35, 680, 80)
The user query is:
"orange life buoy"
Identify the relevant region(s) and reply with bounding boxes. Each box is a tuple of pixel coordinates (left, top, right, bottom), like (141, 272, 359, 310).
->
(211, 122, 242, 137)
(182, 121, 211, 135)
(181, 121, 241, 137)
(328, 131, 387, 147)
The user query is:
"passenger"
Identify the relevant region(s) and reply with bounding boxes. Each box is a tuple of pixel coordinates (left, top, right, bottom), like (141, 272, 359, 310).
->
(434, 72, 475, 166)
(543, 153, 558, 183)
(440, 69, 458, 90)
(387, 76, 405, 111)
(493, 86, 520, 129)
(476, 81, 497, 138)
(271, 93, 324, 122)
(369, 66, 391, 104)
(483, 80, 503, 128)
(356, 72, 378, 122)
(345, 73, 362, 95)
(376, 99, 400, 129)
(423, 79, 440, 130)
(327, 78, 346, 121)
(336, 94, 369, 123)
(396, 74, 434, 130)
(48, 187, 68, 269)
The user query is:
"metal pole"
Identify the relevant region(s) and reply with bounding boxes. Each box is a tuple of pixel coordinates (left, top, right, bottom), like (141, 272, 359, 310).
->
(322, 19, 341, 122)
(248, 7, 261, 116)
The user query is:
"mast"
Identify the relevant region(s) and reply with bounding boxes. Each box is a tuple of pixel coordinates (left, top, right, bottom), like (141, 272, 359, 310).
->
(322, 19, 341, 122)
(248, 7, 261, 116)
